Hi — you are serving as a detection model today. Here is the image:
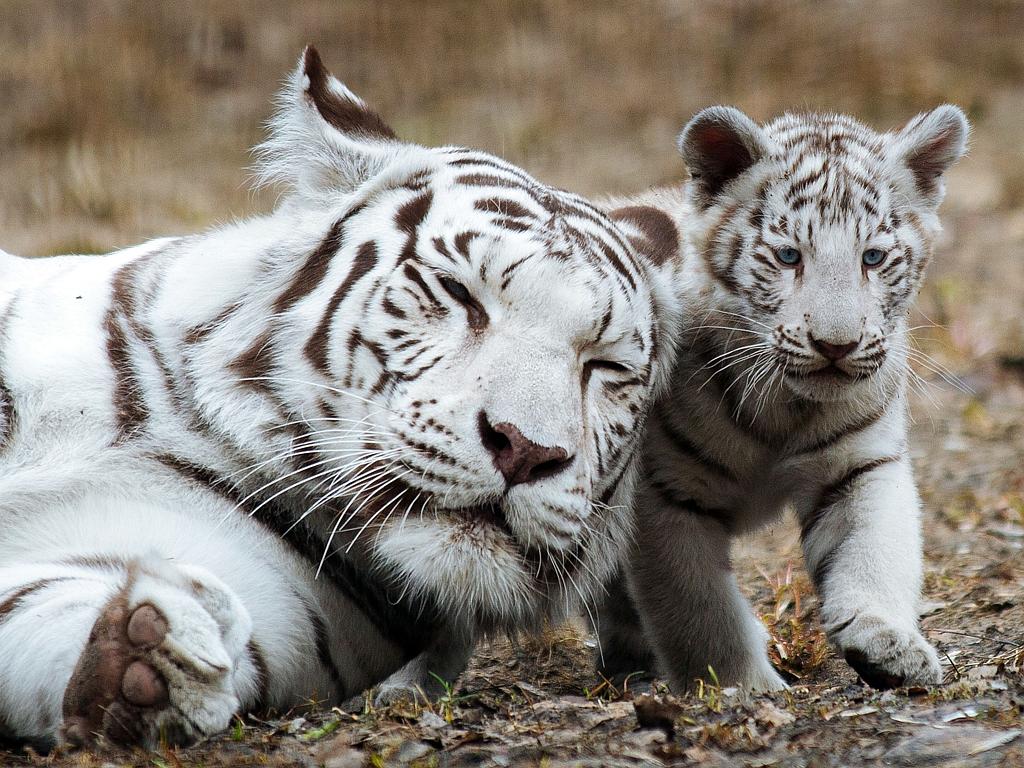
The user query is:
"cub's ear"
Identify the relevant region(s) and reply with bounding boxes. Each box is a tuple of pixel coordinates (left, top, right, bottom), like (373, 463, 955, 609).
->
(255, 46, 405, 198)
(891, 105, 970, 206)
(678, 106, 769, 209)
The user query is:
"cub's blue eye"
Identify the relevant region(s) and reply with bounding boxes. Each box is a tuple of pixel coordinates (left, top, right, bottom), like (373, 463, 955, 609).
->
(775, 246, 802, 267)
(862, 248, 886, 268)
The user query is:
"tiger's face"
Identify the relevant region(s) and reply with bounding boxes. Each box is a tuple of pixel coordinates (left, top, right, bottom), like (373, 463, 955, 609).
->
(259, 50, 680, 629)
(679, 106, 967, 405)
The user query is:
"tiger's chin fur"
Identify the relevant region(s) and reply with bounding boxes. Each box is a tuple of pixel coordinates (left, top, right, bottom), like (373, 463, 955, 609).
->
(373, 495, 632, 631)
(600, 105, 968, 695)
(0, 47, 681, 749)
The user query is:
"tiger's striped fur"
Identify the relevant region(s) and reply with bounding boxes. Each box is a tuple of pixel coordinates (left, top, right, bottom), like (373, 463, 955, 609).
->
(599, 105, 968, 692)
(0, 49, 681, 748)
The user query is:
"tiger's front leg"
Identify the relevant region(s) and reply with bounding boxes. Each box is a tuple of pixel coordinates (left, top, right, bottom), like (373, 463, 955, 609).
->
(799, 454, 941, 688)
(373, 627, 475, 706)
(0, 555, 260, 749)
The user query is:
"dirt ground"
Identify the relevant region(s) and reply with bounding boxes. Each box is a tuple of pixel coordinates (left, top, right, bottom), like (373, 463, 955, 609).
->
(1, 1, 1022, 766)
(3, 345, 1020, 765)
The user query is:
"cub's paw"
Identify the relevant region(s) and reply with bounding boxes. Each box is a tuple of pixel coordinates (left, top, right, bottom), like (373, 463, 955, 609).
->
(740, 662, 789, 694)
(669, 654, 788, 694)
(61, 560, 252, 749)
(830, 614, 941, 689)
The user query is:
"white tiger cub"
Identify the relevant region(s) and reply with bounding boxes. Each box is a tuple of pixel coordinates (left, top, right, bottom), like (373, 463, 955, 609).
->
(599, 105, 969, 692)
(0, 48, 682, 748)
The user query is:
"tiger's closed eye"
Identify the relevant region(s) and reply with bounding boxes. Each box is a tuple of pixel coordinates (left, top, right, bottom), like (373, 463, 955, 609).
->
(584, 359, 632, 374)
(438, 276, 472, 303)
(438, 275, 488, 330)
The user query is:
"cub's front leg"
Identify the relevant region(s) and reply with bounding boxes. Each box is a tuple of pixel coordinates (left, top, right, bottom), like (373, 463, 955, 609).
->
(799, 454, 941, 688)
(629, 488, 786, 693)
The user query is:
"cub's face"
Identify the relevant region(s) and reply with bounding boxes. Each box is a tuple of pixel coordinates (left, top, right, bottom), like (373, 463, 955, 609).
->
(267, 51, 680, 628)
(681, 106, 968, 404)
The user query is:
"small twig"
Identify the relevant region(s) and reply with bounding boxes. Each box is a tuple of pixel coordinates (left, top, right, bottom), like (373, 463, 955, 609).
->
(926, 627, 1019, 647)
(942, 649, 962, 681)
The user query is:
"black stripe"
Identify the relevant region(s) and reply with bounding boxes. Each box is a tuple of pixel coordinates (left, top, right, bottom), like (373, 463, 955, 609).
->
(491, 217, 532, 232)
(274, 206, 365, 314)
(395, 191, 434, 265)
(649, 480, 733, 531)
(305, 241, 379, 374)
(792, 406, 888, 456)
(447, 155, 537, 187)
(154, 454, 229, 494)
(60, 554, 129, 572)
(306, 603, 347, 700)
(0, 299, 15, 452)
(801, 455, 901, 543)
(473, 197, 537, 220)
(597, 241, 637, 292)
(0, 368, 13, 453)
(0, 578, 67, 625)
(247, 639, 271, 709)
(105, 309, 148, 441)
(455, 173, 545, 206)
(453, 231, 480, 258)
(657, 414, 737, 481)
(402, 264, 446, 314)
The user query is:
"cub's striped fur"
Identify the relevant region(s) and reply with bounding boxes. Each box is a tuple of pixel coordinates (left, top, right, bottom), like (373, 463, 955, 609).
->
(600, 105, 968, 692)
(0, 48, 681, 748)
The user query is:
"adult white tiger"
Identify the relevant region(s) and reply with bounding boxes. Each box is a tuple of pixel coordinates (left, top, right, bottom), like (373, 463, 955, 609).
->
(0, 48, 681, 748)
(599, 105, 969, 692)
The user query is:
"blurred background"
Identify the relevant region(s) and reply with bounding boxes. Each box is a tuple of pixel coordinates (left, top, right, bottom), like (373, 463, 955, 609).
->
(1, 6, 1023, 749)
(1, 0, 1022, 364)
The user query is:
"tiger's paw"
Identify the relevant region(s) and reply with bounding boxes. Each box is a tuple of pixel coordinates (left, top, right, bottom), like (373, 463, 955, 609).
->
(60, 560, 251, 749)
(831, 614, 941, 689)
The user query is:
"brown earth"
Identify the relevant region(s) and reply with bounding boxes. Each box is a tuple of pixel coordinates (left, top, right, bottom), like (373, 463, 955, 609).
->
(1, 1, 1021, 765)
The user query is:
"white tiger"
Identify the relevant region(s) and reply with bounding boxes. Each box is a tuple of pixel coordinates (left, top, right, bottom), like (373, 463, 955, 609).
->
(0, 48, 682, 748)
(598, 105, 969, 692)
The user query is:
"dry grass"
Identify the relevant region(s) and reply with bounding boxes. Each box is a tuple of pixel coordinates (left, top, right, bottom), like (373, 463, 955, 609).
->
(2, 1, 1023, 255)
(761, 566, 831, 682)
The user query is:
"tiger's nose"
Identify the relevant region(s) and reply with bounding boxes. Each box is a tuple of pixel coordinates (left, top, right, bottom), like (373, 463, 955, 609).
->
(809, 333, 860, 361)
(478, 412, 573, 486)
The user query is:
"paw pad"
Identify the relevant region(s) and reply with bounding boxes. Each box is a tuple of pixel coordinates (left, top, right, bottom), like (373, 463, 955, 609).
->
(61, 599, 172, 747)
(122, 660, 169, 708)
(126, 603, 168, 648)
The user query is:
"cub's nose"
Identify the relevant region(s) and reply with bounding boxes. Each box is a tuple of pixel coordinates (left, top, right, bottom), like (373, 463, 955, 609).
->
(478, 412, 573, 486)
(809, 333, 859, 362)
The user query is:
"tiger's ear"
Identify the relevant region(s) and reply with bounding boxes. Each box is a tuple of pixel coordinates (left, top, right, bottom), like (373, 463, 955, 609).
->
(610, 203, 684, 373)
(255, 46, 405, 198)
(610, 205, 679, 269)
(891, 105, 969, 206)
(678, 106, 769, 209)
